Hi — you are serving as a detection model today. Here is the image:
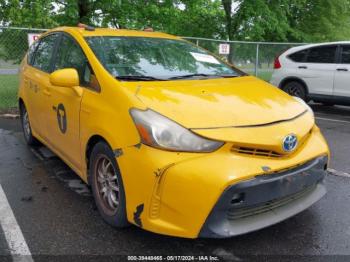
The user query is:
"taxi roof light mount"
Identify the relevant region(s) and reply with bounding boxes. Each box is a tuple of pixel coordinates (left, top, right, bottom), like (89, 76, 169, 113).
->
(143, 27, 154, 32)
(77, 23, 95, 31)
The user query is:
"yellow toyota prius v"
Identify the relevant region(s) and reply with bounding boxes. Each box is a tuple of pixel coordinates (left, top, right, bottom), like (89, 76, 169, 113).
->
(18, 25, 329, 238)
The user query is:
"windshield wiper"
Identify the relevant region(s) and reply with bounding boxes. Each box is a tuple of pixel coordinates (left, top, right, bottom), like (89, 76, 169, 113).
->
(168, 74, 239, 80)
(168, 74, 217, 80)
(220, 75, 240, 78)
(116, 75, 166, 81)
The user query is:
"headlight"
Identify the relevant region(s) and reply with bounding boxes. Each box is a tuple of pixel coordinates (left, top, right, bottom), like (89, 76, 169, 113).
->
(293, 96, 314, 117)
(130, 109, 224, 152)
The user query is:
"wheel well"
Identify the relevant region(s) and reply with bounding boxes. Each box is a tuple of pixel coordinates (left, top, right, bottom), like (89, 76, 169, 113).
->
(280, 77, 309, 95)
(18, 98, 24, 111)
(85, 135, 110, 182)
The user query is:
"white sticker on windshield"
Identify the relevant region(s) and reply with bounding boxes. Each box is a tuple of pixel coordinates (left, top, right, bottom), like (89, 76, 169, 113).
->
(190, 52, 220, 64)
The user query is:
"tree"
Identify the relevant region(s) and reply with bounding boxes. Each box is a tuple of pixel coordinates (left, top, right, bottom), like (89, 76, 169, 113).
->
(294, 0, 350, 42)
(0, 0, 57, 28)
(1, 0, 350, 42)
(221, 0, 350, 42)
(220, 0, 350, 64)
(53, 0, 99, 25)
(0, 0, 58, 62)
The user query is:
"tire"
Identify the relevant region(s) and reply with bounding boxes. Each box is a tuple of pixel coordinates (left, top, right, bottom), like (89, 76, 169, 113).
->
(20, 103, 40, 146)
(282, 81, 307, 101)
(89, 142, 129, 228)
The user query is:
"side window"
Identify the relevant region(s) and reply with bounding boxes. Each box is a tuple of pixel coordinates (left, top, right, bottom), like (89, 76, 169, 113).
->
(288, 49, 308, 62)
(340, 46, 350, 64)
(305, 46, 337, 64)
(32, 34, 59, 72)
(53, 35, 99, 91)
(27, 41, 39, 66)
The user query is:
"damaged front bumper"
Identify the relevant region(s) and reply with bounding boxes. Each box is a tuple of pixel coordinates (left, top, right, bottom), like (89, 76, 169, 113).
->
(117, 124, 329, 238)
(199, 156, 328, 238)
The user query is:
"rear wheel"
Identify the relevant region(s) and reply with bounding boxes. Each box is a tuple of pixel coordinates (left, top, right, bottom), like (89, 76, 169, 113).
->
(89, 142, 129, 228)
(282, 81, 307, 101)
(20, 103, 40, 146)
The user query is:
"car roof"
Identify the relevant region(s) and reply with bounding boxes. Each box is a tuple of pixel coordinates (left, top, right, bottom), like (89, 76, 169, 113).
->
(43, 26, 181, 40)
(285, 41, 350, 54)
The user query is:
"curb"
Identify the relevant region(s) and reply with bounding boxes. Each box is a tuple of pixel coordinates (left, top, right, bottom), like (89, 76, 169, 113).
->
(0, 114, 20, 119)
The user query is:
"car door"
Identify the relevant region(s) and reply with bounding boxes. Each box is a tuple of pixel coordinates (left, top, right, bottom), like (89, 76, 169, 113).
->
(23, 33, 59, 139)
(333, 45, 350, 98)
(45, 33, 95, 173)
(296, 45, 337, 96)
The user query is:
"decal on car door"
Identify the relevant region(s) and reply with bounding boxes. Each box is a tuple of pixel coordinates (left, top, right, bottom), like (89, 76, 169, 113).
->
(56, 103, 67, 134)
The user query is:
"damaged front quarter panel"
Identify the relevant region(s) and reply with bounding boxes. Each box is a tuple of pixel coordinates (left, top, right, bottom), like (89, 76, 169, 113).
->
(114, 148, 124, 158)
(134, 204, 144, 227)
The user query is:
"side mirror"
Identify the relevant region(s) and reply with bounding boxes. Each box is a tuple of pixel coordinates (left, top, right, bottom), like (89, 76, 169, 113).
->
(50, 68, 79, 88)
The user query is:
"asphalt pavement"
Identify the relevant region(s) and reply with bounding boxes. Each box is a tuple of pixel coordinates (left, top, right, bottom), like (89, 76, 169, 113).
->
(0, 104, 349, 261)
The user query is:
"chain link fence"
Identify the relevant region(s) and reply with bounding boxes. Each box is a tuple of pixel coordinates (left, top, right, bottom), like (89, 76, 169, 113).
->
(0, 26, 305, 112)
(0, 27, 46, 112)
(183, 37, 304, 81)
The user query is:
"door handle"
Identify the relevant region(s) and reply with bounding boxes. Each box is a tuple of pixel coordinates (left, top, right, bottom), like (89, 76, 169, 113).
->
(298, 66, 308, 69)
(337, 68, 348, 72)
(43, 89, 51, 96)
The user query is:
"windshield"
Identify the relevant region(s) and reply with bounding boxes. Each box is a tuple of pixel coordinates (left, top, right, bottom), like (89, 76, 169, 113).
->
(85, 36, 241, 81)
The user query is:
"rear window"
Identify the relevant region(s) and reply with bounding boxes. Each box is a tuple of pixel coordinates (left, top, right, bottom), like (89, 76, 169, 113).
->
(288, 49, 308, 62)
(305, 46, 337, 64)
(340, 46, 350, 64)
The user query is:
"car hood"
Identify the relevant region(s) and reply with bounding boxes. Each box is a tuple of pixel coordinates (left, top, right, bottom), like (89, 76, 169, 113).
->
(123, 76, 307, 129)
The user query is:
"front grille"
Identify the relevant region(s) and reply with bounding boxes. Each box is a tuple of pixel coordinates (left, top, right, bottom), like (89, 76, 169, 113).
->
(227, 185, 315, 220)
(231, 130, 313, 159)
(231, 146, 283, 158)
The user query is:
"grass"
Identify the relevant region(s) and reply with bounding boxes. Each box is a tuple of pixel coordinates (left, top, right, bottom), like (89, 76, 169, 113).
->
(257, 70, 273, 82)
(239, 67, 273, 82)
(0, 74, 19, 111)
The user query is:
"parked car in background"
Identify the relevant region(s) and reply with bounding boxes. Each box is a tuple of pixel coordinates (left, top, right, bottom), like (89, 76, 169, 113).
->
(270, 42, 350, 106)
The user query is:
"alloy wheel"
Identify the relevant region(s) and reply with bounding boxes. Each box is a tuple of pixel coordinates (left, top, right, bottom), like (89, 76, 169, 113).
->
(22, 109, 31, 141)
(94, 155, 120, 215)
(287, 85, 302, 97)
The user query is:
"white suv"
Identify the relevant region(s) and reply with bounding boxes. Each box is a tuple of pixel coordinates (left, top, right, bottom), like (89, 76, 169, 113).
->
(270, 42, 350, 106)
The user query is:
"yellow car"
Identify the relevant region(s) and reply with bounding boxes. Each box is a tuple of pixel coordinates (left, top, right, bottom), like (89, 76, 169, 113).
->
(18, 25, 329, 238)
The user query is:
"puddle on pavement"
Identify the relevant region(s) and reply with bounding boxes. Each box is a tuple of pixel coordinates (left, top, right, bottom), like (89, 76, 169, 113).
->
(30, 145, 92, 197)
(3, 129, 91, 198)
(0, 129, 12, 135)
(37, 147, 56, 159)
(67, 180, 91, 196)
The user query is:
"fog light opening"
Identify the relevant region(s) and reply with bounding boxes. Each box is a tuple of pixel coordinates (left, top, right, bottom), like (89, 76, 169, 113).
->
(230, 193, 245, 205)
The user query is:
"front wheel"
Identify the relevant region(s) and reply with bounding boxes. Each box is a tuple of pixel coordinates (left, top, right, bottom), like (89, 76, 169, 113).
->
(89, 142, 129, 228)
(282, 81, 307, 101)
